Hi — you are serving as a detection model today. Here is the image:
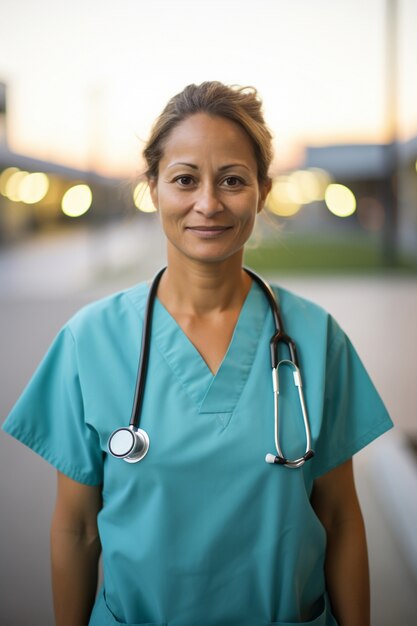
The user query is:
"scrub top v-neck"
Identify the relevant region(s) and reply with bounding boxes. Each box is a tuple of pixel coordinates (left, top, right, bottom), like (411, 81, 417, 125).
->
(152, 281, 268, 415)
(2, 278, 393, 626)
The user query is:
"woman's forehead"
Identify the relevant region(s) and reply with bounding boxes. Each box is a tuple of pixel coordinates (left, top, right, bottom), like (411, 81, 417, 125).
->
(160, 113, 257, 169)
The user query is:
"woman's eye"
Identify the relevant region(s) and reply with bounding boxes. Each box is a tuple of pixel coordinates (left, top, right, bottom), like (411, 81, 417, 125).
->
(223, 176, 243, 187)
(175, 176, 194, 186)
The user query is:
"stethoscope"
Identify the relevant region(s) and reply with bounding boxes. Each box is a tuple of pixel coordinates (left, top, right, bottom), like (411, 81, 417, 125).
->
(108, 267, 314, 469)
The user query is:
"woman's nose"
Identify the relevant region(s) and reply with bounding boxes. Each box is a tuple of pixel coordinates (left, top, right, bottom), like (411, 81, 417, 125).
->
(194, 183, 223, 216)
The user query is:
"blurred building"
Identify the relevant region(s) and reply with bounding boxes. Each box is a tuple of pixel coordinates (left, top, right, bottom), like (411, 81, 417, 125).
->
(0, 81, 135, 245)
(397, 136, 417, 256)
(304, 140, 417, 258)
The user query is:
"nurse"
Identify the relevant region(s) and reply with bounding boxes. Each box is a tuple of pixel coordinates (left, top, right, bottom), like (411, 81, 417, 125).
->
(3, 81, 393, 626)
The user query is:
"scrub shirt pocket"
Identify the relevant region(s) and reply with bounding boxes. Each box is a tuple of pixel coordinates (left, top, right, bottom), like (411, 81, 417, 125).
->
(89, 588, 167, 626)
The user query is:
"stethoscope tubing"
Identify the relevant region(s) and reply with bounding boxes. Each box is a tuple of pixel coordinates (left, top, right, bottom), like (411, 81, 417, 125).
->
(129, 267, 166, 429)
(109, 266, 314, 468)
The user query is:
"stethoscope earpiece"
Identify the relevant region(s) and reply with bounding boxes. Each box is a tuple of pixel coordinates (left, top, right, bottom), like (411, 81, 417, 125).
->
(108, 426, 150, 463)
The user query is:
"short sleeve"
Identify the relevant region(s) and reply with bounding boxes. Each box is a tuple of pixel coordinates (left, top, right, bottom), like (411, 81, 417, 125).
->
(2, 326, 103, 485)
(310, 316, 393, 479)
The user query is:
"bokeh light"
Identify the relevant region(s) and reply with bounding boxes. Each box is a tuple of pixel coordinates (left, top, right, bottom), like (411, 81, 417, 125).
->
(0, 167, 20, 196)
(5, 170, 29, 202)
(18, 172, 50, 204)
(61, 184, 92, 217)
(307, 168, 332, 200)
(324, 183, 356, 217)
(266, 177, 301, 217)
(287, 170, 321, 204)
(133, 181, 156, 213)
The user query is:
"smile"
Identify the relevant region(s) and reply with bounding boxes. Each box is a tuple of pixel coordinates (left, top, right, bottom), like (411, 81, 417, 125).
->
(186, 226, 233, 238)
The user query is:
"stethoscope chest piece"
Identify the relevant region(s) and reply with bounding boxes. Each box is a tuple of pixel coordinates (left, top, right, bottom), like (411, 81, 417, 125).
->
(107, 266, 315, 470)
(108, 426, 150, 463)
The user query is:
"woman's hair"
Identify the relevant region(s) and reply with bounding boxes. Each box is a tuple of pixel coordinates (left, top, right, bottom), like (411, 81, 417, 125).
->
(143, 81, 273, 184)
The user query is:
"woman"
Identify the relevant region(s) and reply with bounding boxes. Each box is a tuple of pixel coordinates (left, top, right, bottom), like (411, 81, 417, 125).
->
(3, 81, 393, 626)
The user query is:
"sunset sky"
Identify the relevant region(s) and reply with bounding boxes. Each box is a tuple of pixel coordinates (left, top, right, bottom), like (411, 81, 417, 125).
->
(0, 0, 416, 177)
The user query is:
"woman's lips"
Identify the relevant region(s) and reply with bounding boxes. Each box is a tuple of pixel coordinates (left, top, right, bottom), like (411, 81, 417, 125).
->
(186, 226, 232, 238)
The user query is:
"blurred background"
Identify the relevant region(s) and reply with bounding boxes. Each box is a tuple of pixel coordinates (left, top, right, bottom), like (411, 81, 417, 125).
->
(0, 0, 416, 624)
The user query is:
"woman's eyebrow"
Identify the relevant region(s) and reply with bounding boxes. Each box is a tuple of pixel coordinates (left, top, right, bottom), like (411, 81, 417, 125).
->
(167, 162, 198, 170)
(167, 162, 251, 171)
(218, 163, 251, 172)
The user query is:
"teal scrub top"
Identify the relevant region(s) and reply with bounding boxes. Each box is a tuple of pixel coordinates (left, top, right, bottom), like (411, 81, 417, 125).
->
(3, 279, 393, 626)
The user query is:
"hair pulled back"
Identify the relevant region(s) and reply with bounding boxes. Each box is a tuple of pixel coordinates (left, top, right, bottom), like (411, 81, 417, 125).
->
(143, 81, 273, 184)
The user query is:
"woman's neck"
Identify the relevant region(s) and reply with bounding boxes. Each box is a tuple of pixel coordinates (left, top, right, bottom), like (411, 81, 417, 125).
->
(157, 253, 251, 317)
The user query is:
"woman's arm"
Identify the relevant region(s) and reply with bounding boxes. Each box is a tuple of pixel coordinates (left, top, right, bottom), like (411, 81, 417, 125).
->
(311, 459, 370, 626)
(50, 471, 102, 626)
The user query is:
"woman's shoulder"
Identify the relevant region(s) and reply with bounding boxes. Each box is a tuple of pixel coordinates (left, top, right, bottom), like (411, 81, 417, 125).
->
(65, 281, 150, 338)
(271, 283, 325, 314)
(268, 281, 343, 347)
(269, 282, 330, 322)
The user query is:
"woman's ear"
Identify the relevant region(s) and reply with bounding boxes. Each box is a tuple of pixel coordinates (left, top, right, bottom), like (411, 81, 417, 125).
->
(147, 177, 158, 210)
(257, 178, 272, 213)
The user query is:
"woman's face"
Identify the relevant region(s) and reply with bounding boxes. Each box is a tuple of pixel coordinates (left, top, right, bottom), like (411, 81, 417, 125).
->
(149, 113, 271, 266)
